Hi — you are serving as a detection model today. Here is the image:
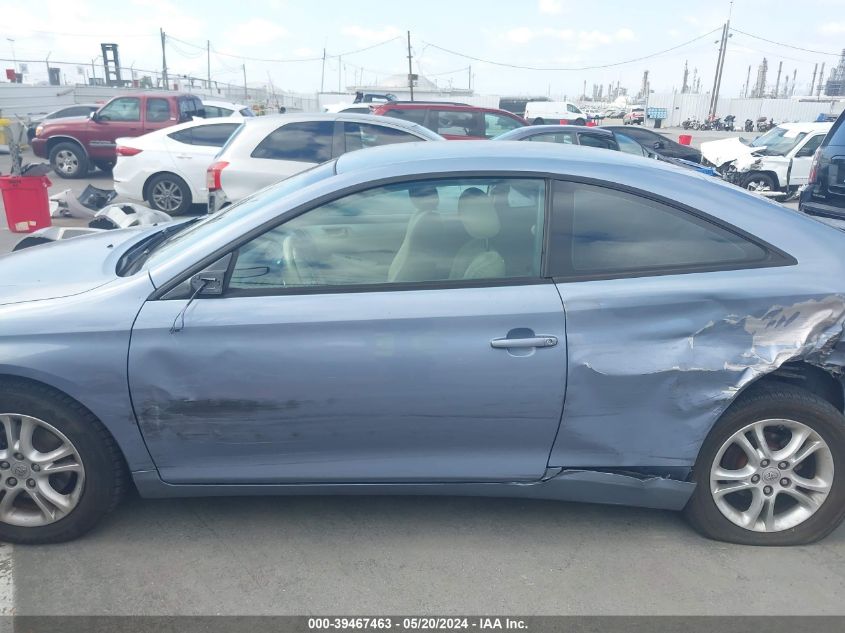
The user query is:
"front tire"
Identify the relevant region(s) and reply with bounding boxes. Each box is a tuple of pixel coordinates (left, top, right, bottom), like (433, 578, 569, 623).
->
(532, 118, 545, 125)
(49, 142, 88, 179)
(0, 381, 128, 544)
(146, 173, 193, 216)
(685, 385, 845, 545)
(740, 172, 777, 193)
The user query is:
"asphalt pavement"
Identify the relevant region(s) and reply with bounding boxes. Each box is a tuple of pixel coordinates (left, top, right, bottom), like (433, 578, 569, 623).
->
(1, 132, 842, 617)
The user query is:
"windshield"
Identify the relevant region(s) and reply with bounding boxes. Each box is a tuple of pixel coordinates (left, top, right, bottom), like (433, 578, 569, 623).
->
(141, 160, 338, 271)
(748, 127, 807, 156)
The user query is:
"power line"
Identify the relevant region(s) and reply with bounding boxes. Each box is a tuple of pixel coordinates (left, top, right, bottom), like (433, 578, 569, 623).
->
(730, 28, 842, 57)
(421, 28, 721, 71)
(166, 34, 402, 63)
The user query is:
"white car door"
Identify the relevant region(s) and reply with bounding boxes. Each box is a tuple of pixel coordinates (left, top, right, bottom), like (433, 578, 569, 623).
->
(163, 122, 241, 203)
(788, 133, 826, 187)
(222, 120, 336, 203)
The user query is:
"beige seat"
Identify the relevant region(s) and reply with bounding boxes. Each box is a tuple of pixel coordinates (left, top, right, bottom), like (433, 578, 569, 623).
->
(388, 186, 444, 282)
(449, 188, 506, 280)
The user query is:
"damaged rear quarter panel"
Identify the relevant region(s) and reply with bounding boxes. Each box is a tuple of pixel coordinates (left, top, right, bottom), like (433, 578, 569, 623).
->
(548, 175, 845, 471)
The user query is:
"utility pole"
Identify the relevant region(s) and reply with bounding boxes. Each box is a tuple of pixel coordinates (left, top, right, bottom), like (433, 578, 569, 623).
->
(791, 69, 797, 96)
(206, 40, 211, 90)
(242, 64, 247, 100)
(810, 63, 819, 97)
(338, 55, 342, 92)
(744, 65, 751, 97)
(160, 28, 169, 89)
(407, 31, 414, 101)
(708, 21, 729, 118)
(468, 65, 471, 90)
(817, 62, 826, 96)
(320, 48, 326, 93)
(773, 61, 783, 98)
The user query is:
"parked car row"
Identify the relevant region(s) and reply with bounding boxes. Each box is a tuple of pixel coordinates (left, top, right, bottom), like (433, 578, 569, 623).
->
(30, 93, 253, 178)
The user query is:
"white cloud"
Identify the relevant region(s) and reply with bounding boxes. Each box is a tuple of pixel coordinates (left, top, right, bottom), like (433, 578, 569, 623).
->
(575, 28, 636, 50)
(820, 22, 845, 34)
(341, 25, 402, 43)
(294, 47, 316, 57)
(229, 19, 288, 46)
(538, 0, 563, 13)
(506, 27, 536, 44)
(543, 28, 574, 40)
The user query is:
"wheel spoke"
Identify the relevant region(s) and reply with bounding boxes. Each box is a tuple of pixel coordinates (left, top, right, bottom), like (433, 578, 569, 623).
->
(0, 489, 21, 521)
(791, 474, 831, 494)
(780, 486, 822, 511)
(33, 444, 73, 466)
(762, 495, 777, 531)
(42, 460, 82, 475)
(790, 439, 824, 468)
(27, 488, 57, 521)
(740, 488, 765, 528)
(16, 417, 37, 456)
(772, 427, 810, 463)
(752, 422, 772, 460)
(34, 480, 73, 513)
(713, 465, 755, 481)
(713, 480, 754, 497)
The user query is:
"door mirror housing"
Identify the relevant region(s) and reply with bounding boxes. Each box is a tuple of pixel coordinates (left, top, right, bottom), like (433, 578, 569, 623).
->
(163, 253, 233, 300)
(653, 140, 665, 150)
(90, 111, 101, 122)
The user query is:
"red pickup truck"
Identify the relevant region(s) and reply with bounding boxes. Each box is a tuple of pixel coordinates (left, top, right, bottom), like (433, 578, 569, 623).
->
(32, 92, 205, 179)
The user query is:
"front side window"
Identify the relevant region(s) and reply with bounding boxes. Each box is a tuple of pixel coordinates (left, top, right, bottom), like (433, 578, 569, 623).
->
(98, 97, 141, 122)
(614, 133, 647, 157)
(484, 113, 522, 138)
(343, 122, 420, 152)
(578, 133, 616, 150)
(435, 111, 483, 137)
(566, 103, 581, 114)
(228, 178, 545, 291)
(251, 121, 334, 162)
(549, 181, 771, 279)
(527, 132, 576, 144)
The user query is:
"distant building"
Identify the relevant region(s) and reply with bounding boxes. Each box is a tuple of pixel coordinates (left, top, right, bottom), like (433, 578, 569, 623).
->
(825, 49, 845, 97)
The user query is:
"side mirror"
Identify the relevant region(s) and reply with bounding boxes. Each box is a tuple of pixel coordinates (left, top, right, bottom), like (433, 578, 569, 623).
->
(196, 108, 206, 118)
(89, 111, 100, 122)
(653, 140, 665, 150)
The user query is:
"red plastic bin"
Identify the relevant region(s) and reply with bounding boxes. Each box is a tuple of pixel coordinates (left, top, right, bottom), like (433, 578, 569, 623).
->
(678, 134, 693, 146)
(0, 175, 52, 233)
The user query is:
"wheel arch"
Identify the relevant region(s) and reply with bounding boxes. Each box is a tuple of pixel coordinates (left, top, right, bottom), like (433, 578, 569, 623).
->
(740, 362, 844, 413)
(45, 135, 88, 158)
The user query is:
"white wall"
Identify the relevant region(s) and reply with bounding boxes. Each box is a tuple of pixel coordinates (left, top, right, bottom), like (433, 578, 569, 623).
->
(647, 92, 845, 127)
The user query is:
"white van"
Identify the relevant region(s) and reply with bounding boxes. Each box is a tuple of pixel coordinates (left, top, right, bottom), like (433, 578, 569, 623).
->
(524, 101, 587, 125)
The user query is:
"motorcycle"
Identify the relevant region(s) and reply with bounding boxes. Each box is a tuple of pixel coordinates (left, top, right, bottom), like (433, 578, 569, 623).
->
(682, 117, 693, 130)
(757, 117, 776, 132)
(744, 118, 754, 132)
(723, 115, 736, 132)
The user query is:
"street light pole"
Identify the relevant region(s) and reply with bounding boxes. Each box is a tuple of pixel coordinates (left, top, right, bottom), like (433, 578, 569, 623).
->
(6, 38, 16, 72)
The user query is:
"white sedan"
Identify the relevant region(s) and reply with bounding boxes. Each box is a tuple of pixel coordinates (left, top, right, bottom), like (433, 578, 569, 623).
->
(202, 99, 255, 118)
(113, 118, 241, 215)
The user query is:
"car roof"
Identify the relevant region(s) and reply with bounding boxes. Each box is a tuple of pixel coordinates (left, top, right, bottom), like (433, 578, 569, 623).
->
(376, 102, 519, 116)
(778, 121, 833, 134)
(202, 99, 249, 108)
(496, 125, 615, 140)
(231, 112, 443, 139)
(336, 139, 673, 177)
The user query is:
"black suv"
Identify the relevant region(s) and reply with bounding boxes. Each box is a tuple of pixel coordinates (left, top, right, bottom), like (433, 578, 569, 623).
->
(800, 109, 845, 220)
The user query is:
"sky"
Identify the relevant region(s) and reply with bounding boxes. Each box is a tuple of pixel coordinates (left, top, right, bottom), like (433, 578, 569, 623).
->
(2, 0, 844, 99)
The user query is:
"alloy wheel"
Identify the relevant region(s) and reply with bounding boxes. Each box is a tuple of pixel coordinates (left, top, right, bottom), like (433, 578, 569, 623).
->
(151, 180, 184, 212)
(710, 418, 834, 533)
(54, 150, 79, 176)
(0, 413, 85, 527)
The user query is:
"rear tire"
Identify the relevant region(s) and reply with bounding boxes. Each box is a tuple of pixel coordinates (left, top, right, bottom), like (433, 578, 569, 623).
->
(146, 173, 193, 216)
(684, 384, 845, 546)
(49, 142, 87, 179)
(575, 118, 586, 126)
(0, 381, 128, 544)
(93, 160, 115, 173)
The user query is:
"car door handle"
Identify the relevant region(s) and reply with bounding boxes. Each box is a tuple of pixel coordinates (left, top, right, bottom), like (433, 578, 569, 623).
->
(491, 336, 558, 349)
(176, 155, 193, 159)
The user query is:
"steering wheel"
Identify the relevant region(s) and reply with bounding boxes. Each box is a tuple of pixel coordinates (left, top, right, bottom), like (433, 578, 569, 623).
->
(281, 229, 322, 286)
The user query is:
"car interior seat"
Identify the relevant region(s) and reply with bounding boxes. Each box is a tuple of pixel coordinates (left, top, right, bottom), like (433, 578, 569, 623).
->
(449, 187, 506, 280)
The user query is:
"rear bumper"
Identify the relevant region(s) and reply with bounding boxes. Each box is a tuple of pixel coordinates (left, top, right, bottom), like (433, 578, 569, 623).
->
(799, 188, 845, 221)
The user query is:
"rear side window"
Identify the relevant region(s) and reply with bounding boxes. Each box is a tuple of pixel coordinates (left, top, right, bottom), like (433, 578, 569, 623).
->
(169, 123, 239, 147)
(382, 108, 427, 125)
(251, 121, 334, 163)
(203, 105, 231, 118)
(239, 108, 256, 117)
(527, 132, 576, 144)
(343, 122, 419, 152)
(578, 133, 617, 150)
(549, 181, 771, 279)
(146, 98, 171, 123)
(434, 110, 483, 137)
(614, 133, 647, 157)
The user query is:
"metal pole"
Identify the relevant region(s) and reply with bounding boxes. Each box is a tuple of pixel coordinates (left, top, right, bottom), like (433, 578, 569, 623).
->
(338, 55, 341, 92)
(810, 63, 818, 97)
(817, 62, 826, 96)
(744, 65, 751, 98)
(320, 48, 326, 93)
(407, 31, 414, 101)
(708, 22, 729, 118)
(207, 40, 211, 90)
(160, 28, 169, 89)
(773, 61, 782, 98)
(243, 64, 247, 100)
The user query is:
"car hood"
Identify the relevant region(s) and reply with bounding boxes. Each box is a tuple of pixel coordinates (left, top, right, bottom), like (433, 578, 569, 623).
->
(0, 229, 148, 306)
(700, 137, 765, 167)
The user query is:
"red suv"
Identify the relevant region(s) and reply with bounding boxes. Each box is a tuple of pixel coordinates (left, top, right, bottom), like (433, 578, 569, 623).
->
(32, 92, 205, 178)
(371, 102, 527, 140)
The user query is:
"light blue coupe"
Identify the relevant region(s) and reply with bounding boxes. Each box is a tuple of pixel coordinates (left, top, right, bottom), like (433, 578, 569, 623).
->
(2, 141, 845, 545)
